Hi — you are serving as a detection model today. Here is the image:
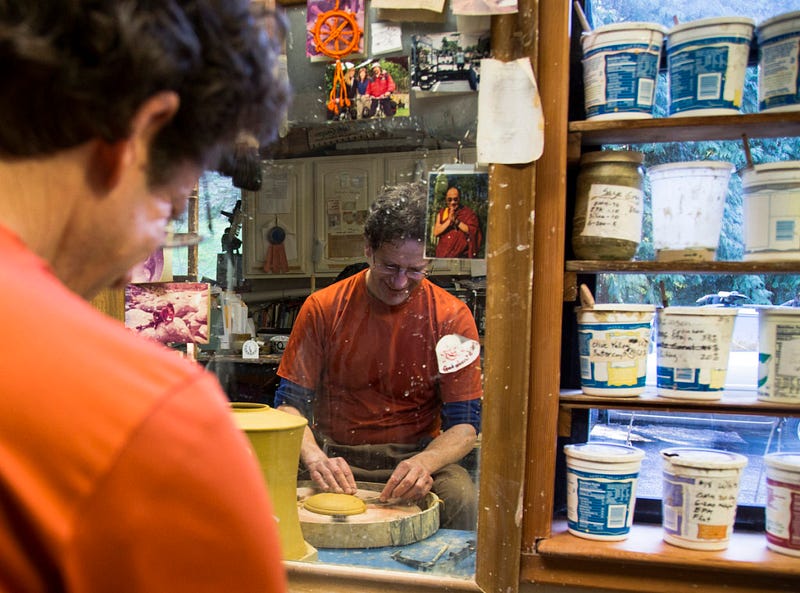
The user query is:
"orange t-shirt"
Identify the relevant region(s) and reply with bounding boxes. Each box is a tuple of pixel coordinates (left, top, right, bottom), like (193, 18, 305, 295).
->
(278, 271, 482, 445)
(0, 225, 285, 593)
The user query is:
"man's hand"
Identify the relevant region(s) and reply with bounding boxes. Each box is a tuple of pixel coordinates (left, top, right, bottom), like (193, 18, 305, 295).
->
(380, 457, 433, 502)
(303, 451, 358, 495)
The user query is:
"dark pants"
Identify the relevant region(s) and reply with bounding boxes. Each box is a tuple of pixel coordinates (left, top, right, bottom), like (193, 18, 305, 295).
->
(304, 436, 478, 531)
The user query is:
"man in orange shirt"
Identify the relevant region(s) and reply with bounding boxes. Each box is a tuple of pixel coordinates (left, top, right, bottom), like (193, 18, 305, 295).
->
(0, 2, 289, 592)
(276, 184, 482, 530)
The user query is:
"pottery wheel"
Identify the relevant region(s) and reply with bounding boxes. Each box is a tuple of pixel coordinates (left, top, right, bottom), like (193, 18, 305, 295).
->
(297, 482, 440, 549)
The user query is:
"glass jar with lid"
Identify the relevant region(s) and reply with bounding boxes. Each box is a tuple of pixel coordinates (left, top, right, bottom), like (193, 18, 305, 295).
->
(572, 150, 645, 260)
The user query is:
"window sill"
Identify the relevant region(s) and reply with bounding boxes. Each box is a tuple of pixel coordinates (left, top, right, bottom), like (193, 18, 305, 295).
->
(522, 521, 800, 592)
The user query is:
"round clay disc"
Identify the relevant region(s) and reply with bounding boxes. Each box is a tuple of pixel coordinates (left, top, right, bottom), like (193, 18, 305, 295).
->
(303, 492, 367, 516)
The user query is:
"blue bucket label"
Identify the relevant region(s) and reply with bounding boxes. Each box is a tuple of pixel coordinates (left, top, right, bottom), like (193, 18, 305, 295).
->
(667, 35, 751, 114)
(758, 31, 800, 111)
(583, 42, 661, 118)
(578, 321, 651, 391)
(656, 365, 723, 393)
(566, 467, 639, 537)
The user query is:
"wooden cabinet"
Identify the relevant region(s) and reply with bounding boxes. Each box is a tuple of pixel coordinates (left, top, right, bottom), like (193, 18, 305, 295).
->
(241, 149, 476, 278)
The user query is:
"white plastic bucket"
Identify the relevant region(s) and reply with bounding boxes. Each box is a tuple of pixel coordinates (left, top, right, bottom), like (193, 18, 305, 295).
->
(581, 22, 668, 120)
(576, 304, 656, 396)
(741, 161, 800, 261)
(661, 447, 747, 550)
(764, 452, 800, 557)
(757, 307, 800, 403)
(564, 442, 645, 540)
(756, 11, 800, 113)
(666, 17, 755, 116)
(656, 307, 738, 400)
(649, 161, 735, 262)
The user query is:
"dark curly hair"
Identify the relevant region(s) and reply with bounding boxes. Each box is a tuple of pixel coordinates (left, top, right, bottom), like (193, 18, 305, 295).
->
(0, 0, 290, 186)
(364, 183, 427, 250)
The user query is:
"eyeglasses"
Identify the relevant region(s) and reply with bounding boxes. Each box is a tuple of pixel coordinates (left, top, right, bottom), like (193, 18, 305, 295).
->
(372, 262, 428, 281)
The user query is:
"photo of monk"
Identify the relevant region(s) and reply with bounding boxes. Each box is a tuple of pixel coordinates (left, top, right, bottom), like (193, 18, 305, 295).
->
(426, 170, 488, 260)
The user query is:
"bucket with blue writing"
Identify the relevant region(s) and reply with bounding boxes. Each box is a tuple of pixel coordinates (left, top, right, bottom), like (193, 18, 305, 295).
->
(656, 307, 738, 400)
(564, 443, 645, 540)
(757, 307, 800, 404)
(661, 447, 747, 550)
(581, 22, 668, 120)
(666, 17, 755, 116)
(756, 11, 800, 113)
(576, 304, 656, 396)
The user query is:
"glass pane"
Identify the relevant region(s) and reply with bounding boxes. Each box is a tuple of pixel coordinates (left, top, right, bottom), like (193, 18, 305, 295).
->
(589, 409, 800, 507)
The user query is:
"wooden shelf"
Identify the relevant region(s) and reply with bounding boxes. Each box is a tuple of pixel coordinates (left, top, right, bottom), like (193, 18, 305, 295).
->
(560, 388, 800, 417)
(569, 112, 800, 147)
(566, 260, 800, 275)
(522, 522, 800, 592)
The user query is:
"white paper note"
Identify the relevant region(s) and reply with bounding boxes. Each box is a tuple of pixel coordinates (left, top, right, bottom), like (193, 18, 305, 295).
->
(477, 58, 544, 164)
(371, 22, 403, 55)
(371, 0, 445, 11)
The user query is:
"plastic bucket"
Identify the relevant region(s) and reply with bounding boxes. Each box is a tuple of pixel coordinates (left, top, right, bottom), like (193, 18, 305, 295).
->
(564, 442, 645, 540)
(576, 304, 656, 396)
(756, 11, 800, 113)
(661, 447, 747, 550)
(656, 307, 738, 400)
(757, 307, 800, 403)
(764, 452, 800, 557)
(649, 161, 734, 262)
(741, 161, 800, 261)
(666, 17, 755, 116)
(581, 22, 668, 120)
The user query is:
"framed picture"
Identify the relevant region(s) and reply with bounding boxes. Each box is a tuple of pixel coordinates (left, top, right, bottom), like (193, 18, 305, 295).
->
(426, 167, 489, 260)
(124, 282, 210, 345)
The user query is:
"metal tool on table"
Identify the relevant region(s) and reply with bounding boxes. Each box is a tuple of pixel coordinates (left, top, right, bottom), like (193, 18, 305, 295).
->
(390, 539, 476, 572)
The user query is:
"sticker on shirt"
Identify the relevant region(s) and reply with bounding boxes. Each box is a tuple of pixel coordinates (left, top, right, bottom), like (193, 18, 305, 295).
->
(436, 334, 480, 374)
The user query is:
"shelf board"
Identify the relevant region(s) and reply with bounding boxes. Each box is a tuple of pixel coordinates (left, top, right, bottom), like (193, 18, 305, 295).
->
(523, 522, 800, 592)
(566, 260, 800, 275)
(560, 387, 800, 416)
(569, 112, 800, 146)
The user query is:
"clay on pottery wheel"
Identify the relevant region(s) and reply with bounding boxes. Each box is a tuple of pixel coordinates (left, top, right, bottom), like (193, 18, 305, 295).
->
(297, 482, 440, 548)
(304, 492, 367, 516)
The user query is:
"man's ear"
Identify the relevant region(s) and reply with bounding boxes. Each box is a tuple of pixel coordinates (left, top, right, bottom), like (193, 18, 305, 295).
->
(89, 92, 180, 193)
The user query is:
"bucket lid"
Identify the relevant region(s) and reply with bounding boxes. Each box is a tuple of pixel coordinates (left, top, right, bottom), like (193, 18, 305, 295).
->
(765, 452, 800, 472)
(579, 303, 656, 313)
(580, 150, 644, 166)
(758, 306, 800, 318)
(669, 16, 755, 36)
(741, 160, 800, 184)
(659, 306, 739, 316)
(661, 447, 747, 469)
(586, 21, 669, 36)
(564, 442, 645, 463)
(231, 403, 308, 431)
(648, 160, 735, 175)
(757, 10, 800, 34)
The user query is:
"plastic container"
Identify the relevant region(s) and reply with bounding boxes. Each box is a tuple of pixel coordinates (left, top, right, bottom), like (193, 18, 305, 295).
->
(230, 403, 317, 561)
(764, 452, 800, 557)
(648, 161, 735, 262)
(656, 307, 738, 400)
(661, 447, 748, 550)
(666, 17, 755, 116)
(757, 307, 800, 403)
(572, 150, 645, 260)
(581, 22, 668, 120)
(576, 304, 656, 396)
(756, 11, 800, 113)
(741, 161, 800, 261)
(564, 442, 645, 540)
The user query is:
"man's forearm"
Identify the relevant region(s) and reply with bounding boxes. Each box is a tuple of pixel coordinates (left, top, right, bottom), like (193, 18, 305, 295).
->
(411, 424, 477, 474)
